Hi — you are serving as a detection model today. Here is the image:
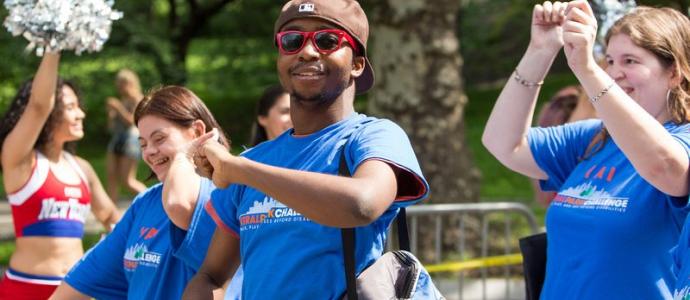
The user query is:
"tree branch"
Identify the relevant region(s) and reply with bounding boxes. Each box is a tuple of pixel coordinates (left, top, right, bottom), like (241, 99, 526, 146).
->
(186, 0, 199, 15)
(168, 0, 178, 29)
(176, 0, 236, 49)
(198, 0, 234, 18)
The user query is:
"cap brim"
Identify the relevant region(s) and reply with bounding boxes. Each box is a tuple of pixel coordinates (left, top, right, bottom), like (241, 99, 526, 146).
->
(355, 57, 374, 95)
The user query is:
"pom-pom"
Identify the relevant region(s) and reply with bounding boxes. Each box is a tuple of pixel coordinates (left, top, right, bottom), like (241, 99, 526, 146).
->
(3, 0, 123, 56)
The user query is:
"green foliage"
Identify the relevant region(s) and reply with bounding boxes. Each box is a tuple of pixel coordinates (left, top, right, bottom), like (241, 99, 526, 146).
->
(0, 241, 12, 266)
(459, 0, 532, 86)
(0, 0, 287, 148)
(458, 0, 690, 87)
(638, 0, 689, 12)
(0, 42, 277, 149)
(205, 0, 281, 38)
(186, 37, 279, 146)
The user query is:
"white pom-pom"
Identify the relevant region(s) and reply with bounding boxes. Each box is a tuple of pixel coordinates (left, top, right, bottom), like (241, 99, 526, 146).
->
(3, 0, 123, 56)
(592, 0, 636, 61)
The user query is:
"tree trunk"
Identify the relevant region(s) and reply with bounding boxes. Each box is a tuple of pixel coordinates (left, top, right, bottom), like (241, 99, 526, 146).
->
(161, 0, 236, 85)
(368, 0, 481, 261)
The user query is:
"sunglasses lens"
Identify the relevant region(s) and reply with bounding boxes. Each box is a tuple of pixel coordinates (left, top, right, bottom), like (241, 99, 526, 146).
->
(314, 32, 340, 51)
(280, 33, 305, 52)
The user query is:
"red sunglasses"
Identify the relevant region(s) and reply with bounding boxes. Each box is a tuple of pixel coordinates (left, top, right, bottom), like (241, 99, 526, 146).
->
(276, 29, 359, 56)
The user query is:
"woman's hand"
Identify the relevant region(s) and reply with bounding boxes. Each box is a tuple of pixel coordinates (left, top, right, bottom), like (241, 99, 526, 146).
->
(106, 97, 119, 110)
(529, 1, 567, 53)
(562, 0, 599, 75)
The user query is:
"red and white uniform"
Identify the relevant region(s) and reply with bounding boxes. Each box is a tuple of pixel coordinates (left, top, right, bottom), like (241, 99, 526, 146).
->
(7, 151, 91, 238)
(0, 268, 63, 299)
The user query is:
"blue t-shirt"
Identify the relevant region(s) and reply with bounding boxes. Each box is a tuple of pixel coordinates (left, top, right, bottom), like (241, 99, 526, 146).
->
(529, 120, 690, 300)
(208, 113, 429, 300)
(673, 217, 690, 300)
(64, 177, 219, 299)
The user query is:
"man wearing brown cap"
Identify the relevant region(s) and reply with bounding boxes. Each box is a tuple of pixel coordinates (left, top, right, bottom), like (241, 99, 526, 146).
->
(184, 1, 429, 299)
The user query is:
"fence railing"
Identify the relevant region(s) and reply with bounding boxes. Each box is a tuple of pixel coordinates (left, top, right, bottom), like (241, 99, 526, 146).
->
(397, 202, 540, 300)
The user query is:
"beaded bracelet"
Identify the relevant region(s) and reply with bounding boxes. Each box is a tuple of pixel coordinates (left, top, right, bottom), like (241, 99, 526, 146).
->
(590, 82, 615, 103)
(513, 69, 544, 88)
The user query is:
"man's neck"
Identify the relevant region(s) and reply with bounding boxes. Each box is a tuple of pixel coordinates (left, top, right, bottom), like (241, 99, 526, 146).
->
(291, 88, 356, 136)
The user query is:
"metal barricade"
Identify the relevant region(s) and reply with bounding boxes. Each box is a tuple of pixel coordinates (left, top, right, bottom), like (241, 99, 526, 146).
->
(395, 202, 540, 300)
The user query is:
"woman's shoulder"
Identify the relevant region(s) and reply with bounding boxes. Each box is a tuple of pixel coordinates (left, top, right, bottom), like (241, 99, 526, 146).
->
(70, 154, 93, 172)
(547, 118, 602, 134)
(568, 118, 602, 129)
(666, 121, 690, 134)
(130, 183, 163, 207)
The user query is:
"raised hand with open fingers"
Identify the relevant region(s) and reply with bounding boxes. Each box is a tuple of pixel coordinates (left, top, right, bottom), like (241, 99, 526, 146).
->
(562, 0, 599, 75)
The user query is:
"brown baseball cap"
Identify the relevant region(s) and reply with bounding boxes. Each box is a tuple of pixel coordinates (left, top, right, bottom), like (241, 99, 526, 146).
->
(274, 0, 375, 95)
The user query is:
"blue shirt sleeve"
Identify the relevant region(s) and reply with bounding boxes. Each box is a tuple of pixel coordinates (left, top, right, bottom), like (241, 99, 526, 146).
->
(346, 119, 429, 207)
(668, 127, 690, 210)
(661, 125, 690, 232)
(170, 177, 218, 270)
(64, 194, 143, 299)
(207, 184, 243, 238)
(528, 119, 602, 191)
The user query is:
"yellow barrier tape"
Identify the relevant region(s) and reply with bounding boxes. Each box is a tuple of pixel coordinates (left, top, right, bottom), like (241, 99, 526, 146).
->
(425, 253, 523, 273)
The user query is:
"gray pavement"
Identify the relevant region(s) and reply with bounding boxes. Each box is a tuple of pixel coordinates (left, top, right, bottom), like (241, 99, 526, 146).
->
(437, 277, 526, 300)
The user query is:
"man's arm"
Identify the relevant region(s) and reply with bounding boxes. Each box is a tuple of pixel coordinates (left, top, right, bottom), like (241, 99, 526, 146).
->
(183, 228, 240, 300)
(237, 158, 398, 227)
(198, 138, 399, 227)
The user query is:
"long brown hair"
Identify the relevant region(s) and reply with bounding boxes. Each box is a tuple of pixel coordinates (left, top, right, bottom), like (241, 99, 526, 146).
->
(582, 6, 690, 160)
(134, 86, 231, 149)
(0, 78, 81, 172)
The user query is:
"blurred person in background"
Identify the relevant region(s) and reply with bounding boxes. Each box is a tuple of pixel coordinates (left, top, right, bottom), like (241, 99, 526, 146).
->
(249, 84, 292, 146)
(105, 69, 147, 202)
